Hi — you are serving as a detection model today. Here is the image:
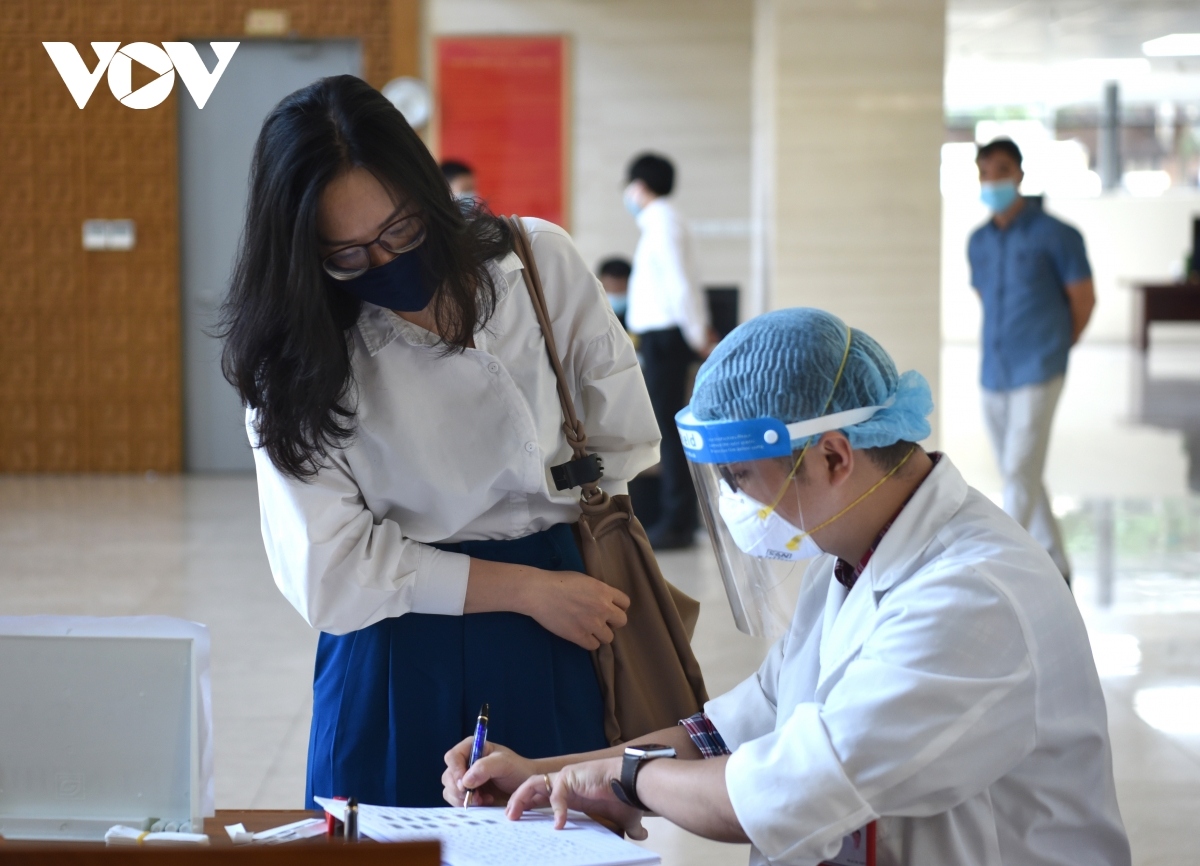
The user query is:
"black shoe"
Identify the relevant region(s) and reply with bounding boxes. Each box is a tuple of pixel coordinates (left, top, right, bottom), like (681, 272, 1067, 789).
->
(646, 525, 695, 551)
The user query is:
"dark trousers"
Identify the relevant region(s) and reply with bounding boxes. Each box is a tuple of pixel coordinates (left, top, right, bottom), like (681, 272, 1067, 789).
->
(638, 326, 698, 535)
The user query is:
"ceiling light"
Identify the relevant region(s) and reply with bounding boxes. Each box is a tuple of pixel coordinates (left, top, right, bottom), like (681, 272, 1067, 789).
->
(1143, 34, 1200, 57)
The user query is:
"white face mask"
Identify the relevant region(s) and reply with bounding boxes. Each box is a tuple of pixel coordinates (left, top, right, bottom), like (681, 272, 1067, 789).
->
(717, 479, 823, 562)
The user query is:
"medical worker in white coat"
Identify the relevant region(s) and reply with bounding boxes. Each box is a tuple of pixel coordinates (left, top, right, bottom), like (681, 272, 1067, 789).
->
(442, 308, 1130, 866)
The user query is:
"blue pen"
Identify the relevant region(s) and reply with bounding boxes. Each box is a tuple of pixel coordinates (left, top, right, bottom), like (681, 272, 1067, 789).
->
(463, 702, 489, 808)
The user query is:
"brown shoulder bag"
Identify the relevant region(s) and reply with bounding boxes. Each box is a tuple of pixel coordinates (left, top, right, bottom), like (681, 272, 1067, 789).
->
(505, 217, 709, 745)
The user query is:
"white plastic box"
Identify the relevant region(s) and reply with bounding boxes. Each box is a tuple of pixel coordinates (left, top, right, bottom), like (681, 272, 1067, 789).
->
(0, 616, 214, 841)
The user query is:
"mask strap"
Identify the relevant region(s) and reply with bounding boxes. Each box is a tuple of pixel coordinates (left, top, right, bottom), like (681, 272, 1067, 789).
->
(757, 325, 854, 520)
(783, 444, 917, 552)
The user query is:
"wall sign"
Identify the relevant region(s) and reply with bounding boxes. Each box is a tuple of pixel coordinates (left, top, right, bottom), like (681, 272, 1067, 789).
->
(436, 37, 569, 228)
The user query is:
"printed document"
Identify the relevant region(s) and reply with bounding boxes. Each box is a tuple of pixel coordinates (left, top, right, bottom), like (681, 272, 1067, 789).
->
(315, 797, 660, 866)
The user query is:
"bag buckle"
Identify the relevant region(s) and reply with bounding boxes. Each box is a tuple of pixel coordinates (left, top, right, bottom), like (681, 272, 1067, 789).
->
(551, 453, 604, 490)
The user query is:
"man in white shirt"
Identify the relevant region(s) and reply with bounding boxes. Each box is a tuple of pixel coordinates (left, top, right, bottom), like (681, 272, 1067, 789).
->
(623, 153, 713, 550)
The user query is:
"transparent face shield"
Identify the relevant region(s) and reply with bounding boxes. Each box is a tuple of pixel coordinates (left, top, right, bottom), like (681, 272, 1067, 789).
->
(677, 401, 892, 638)
(676, 410, 805, 638)
(681, 323, 906, 637)
(686, 452, 805, 638)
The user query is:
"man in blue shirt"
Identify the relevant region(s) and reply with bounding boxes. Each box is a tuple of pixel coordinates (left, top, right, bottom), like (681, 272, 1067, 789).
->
(968, 138, 1095, 583)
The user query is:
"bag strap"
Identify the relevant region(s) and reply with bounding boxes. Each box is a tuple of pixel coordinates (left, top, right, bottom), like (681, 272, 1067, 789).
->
(505, 217, 602, 500)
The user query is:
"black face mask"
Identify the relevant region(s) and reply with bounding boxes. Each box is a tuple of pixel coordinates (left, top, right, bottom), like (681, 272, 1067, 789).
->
(333, 248, 435, 311)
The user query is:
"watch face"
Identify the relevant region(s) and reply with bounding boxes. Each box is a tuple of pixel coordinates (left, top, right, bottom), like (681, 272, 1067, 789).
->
(625, 744, 676, 760)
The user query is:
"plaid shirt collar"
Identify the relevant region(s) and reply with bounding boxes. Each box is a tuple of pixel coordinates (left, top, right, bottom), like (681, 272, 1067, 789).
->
(832, 452, 940, 591)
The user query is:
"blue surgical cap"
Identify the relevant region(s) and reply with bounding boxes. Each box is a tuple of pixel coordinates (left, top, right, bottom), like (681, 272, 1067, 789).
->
(690, 308, 933, 450)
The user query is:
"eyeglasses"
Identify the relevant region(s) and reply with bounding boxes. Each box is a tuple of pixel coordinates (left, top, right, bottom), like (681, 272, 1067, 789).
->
(718, 464, 746, 493)
(321, 214, 427, 280)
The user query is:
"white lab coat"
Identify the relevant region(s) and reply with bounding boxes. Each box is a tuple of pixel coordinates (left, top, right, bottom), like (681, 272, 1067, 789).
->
(705, 456, 1130, 866)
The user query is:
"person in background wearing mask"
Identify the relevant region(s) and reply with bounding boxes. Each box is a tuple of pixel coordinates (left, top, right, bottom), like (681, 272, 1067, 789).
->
(597, 257, 631, 329)
(441, 159, 478, 204)
(969, 138, 1095, 584)
(442, 309, 1129, 866)
(623, 152, 715, 550)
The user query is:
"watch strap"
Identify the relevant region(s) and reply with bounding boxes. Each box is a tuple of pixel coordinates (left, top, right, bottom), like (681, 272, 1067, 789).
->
(610, 777, 643, 810)
(614, 748, 656, 811)
(615, 751, 649, 811)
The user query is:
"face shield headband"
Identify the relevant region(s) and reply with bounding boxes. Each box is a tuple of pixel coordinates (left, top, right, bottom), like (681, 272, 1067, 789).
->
(678, 326, 864, 468)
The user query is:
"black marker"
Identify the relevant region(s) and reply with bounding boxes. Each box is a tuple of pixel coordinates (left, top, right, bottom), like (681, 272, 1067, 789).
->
(345, 797, 359, 842)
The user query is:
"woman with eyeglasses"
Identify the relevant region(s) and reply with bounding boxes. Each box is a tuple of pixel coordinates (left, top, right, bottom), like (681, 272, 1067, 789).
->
(220, 75, 661, 807)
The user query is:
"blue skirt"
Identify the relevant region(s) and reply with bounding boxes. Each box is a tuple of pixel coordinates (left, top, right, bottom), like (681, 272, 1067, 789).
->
(305, 523, 608, 807)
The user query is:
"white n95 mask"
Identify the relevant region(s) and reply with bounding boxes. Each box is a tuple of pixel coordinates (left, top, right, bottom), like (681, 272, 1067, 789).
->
(717, 479, 823, 562)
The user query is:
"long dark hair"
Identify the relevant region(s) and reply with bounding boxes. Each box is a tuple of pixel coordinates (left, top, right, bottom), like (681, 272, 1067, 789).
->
(220, 75, 512, 480)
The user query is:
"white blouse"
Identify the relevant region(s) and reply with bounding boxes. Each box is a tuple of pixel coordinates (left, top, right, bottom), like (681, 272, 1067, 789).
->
(249, 218, 661, 635)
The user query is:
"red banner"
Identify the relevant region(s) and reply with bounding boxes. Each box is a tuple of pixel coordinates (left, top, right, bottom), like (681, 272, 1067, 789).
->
(436, 37, 568, 228)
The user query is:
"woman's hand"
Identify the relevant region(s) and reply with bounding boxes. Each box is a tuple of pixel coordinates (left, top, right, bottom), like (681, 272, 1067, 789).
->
(525, 570, 630, 650)
(442, 738, 538, 807)
(506, 758, 647, 840)
(465, 559, 629, 651)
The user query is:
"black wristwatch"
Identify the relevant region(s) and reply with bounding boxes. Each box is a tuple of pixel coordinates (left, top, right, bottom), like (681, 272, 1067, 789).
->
(610, 744, 676, 811)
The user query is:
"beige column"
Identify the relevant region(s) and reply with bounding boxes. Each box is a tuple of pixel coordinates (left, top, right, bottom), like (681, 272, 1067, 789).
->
(751, 0, 945, 442)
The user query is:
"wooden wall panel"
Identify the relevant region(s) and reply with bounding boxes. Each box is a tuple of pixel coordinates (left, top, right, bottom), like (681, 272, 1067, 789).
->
(0, 0, 417, 472)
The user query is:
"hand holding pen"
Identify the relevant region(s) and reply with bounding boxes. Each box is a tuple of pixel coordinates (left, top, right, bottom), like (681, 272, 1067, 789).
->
(463, 702, 489, 808)
(442, 738, 539, 807)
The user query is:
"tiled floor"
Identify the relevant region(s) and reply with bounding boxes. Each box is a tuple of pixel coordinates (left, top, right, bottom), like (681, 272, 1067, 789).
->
(1, 340, 1198, 864)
